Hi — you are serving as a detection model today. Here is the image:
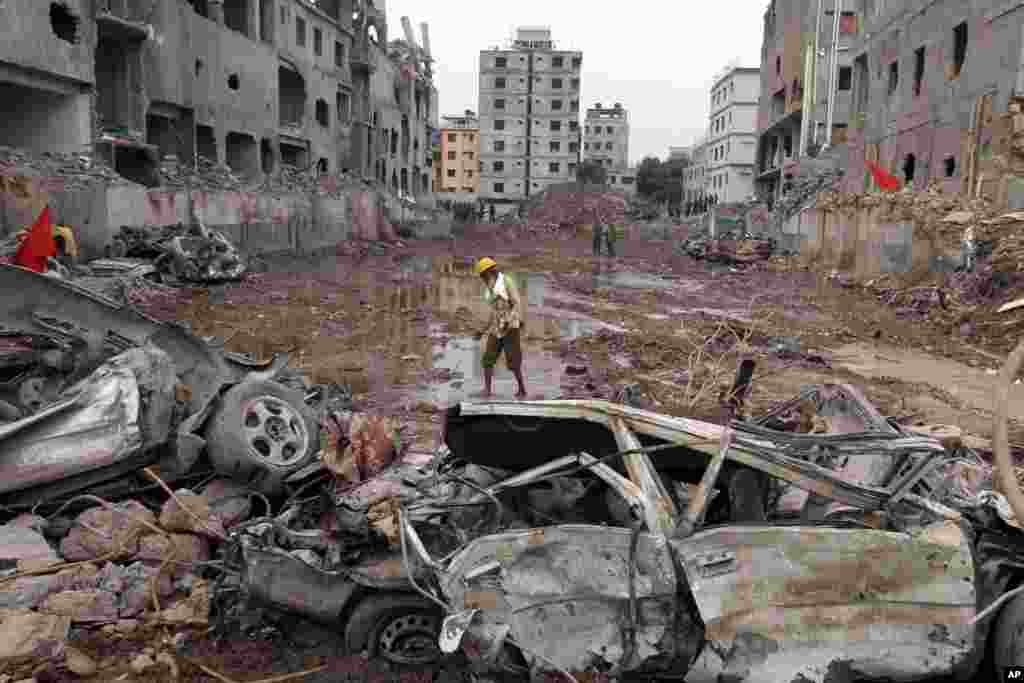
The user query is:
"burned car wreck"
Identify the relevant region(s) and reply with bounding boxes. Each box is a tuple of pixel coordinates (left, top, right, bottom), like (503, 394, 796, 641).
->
(209, 381, 1024, 681)
(0, 262, 319, 506)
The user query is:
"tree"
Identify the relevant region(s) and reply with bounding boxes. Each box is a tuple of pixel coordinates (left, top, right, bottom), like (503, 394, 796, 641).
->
(576, 160, 607, 185)
(636, 156, 664, 199)
(636, 155, 689, 208)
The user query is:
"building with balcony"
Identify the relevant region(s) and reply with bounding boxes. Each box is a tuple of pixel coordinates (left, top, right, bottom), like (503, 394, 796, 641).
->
(0, 0, 436, 201)
(478, 26, 582, 209)
(583, 102, 629, 171)
(705, 66, 760, 204)
(755, 0, 857, 203)
(436, 110, 479, 198)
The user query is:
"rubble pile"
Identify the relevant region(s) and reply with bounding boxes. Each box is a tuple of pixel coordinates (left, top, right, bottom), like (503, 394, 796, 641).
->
(773, 159, 843, 223)
(523, 188, 628, 235)
(158, 155, 245, 192)
(107, 220, 247, 283)
(0, 146, 121, 192)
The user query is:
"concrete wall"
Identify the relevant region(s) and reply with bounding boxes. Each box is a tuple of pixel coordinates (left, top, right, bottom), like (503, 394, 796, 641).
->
(790, 205, 931, 278)
(0, 176, 447, 259)
(0, 0, 95, 86)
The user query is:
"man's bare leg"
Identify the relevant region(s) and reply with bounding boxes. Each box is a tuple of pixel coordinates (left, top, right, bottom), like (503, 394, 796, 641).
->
(512, 368, 527, 398)
(482, 367, 494, 398)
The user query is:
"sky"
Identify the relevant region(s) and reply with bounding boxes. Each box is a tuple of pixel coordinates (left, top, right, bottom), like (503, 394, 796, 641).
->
(383, 0, 766, 167)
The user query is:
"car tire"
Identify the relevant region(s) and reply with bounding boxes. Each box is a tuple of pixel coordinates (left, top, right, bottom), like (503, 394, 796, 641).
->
(344, 593, 444, 671)
(994, 590, 1024, 669)
(205, 378, 319, 496)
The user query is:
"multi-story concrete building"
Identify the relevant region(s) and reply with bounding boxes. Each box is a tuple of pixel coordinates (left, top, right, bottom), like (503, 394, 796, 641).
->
(583, 103, 629, 171)
(705, 66, 760, 204)
(436, 111, 479, 199)
(478, 27, 582, 211)
(683, 138, 709, 209)
(755, 0, 857, 202)
(839, 0, 1024, 197)
(0, 0, 436, 200)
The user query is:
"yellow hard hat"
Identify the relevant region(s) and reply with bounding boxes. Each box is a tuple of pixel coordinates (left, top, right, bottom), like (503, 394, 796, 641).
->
(474, 257, 497, 276)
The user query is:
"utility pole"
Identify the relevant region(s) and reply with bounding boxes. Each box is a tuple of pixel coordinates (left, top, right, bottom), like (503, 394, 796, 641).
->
(822, 0, 841, 151)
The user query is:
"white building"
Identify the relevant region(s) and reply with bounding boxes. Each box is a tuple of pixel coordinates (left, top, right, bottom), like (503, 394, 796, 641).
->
(477, 27, 582, 209)
(682, 137, 709, 208)
(705, 65, 760, 204)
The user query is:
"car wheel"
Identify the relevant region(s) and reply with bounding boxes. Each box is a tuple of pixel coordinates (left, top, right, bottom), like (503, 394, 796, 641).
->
(344, 594, 444, 670)
(994, 591, 1024, 668)
(205, 378, 319, 496)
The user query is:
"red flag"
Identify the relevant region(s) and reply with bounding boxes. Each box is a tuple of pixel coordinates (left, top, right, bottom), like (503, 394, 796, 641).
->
(14, 206, 55, 272)
(865, 160, 902, 192)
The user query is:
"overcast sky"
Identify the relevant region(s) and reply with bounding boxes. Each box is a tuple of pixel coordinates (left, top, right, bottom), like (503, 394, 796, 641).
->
(383, 0, 766, 166)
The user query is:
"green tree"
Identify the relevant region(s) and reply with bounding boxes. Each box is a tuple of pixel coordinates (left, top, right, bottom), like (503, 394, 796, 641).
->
(576, 160, 607, 185)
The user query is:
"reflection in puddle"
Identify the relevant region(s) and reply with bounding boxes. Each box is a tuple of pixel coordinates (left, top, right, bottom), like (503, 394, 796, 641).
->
(417, 329, 566, 406)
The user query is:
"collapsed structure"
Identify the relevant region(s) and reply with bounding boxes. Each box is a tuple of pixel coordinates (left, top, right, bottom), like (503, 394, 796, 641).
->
(0, 0, 438, 256)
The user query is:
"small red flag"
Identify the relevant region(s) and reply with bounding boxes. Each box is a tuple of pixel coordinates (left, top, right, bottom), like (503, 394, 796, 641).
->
(865, 160, 902, 192)
(14, 206, 56, 273)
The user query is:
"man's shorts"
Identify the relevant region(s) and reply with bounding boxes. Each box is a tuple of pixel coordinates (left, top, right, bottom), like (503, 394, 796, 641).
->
(482, 328, 523, 370)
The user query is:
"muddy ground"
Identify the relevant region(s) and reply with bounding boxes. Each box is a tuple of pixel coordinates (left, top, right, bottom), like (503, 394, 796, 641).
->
(51, 223, 1021, 683)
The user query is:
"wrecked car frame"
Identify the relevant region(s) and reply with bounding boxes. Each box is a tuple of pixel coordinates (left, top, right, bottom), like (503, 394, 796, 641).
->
(0, 263, 313, 504)
(390, 389, 1003, 682)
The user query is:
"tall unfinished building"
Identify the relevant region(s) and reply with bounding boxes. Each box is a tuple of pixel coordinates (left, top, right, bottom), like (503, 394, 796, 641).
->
(0, 0, 437, 201)
(478, 27, 582, 211)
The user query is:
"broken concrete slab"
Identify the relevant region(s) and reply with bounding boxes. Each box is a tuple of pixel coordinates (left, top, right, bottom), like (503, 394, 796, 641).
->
(41, 589, 120, 623)
(59, 501, 157, 562)
(0, 523, 59, 570)
(0, 608, 70, 663)
(158, 490, 227, 539)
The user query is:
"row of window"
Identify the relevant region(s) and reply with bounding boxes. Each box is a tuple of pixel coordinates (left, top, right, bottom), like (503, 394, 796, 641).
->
(491, 140, 579, 153)
(490, 174, 576, 193)
(291, 13, 347, 68)
(492, 77, 581, 90)
(492, 98, 579, 111)
(493, 55, 581, 69)
(711, 112, 733, 136)
(711, 142, 730, 162)
(711, 80, 735, 108)
(490, 161, 564, 173)
(492, 119, 579, 132)
(447, 133, 476, 143)
(585, 125, 616, 135)
(684, 166, 706, 182)
(583, 142, 614, 151)
(446, 168, 474, 178)
(446, 151, 475, 160)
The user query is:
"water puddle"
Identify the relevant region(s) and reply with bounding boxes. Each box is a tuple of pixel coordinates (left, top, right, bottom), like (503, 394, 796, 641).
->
(412, 325, 566, 406)
(592, 272, 674, 290)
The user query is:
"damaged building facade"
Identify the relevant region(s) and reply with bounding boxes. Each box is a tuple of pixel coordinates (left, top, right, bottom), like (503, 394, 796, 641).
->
(838, 0, 1024, 199)
(0, 0, 436, 201)
(478, 27, 583, 212)
(755, 0, 856, 203)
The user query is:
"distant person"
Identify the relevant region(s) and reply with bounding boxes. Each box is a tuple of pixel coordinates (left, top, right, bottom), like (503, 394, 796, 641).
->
(592, 220, 606, 257)
(473, 257, 527, 399)
(489, 204, 496, 223)
(605, 220, 620, 258)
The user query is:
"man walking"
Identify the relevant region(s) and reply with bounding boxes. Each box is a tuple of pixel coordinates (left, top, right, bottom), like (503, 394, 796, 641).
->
(592, 221, 606, 257)
(474, 257, 527, 399)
